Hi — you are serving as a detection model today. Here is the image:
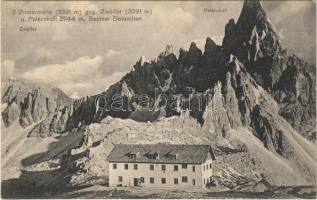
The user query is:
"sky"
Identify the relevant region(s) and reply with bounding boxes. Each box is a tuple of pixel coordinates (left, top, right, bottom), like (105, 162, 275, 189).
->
(1, 1, 316, 99)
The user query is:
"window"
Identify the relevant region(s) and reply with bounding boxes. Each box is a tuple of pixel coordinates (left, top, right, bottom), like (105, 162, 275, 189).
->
(161, 165, 166, 171)
(174, 178, 178, 184)
(118, 176, 123, 182)
(150, 177, 154, 184)
(182, 176, 188, 183)
(147, 153, 158, 159)
(192, 179, 195, 186)
(174, 165, 178, 171)
(113, 163, 117, 169)
(182, 164, 187, 169)
(204, 179, 205, 184)
(134, 164, 138, 170)
(203, 166, 205, 171)
(140, 177, 144, 183)
(124, 164, 128, 170)
(207, 165, 208, 170)
(161, 178, 166, 184)
(150, 164, 154, 171)
(129, 154, 136, 159)
(209, 163, 212, 169)
(192, 166, 195, 172)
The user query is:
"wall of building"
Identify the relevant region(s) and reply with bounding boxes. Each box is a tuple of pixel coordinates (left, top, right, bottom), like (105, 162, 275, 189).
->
(109, 162, 205, 188)
(201, 158, 213, 187)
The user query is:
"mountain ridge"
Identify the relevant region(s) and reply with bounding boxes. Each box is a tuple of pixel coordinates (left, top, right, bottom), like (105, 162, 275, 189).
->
(1, 78, 73, 129)
(1, 0, 316, 194)
(2, 0, 315, 142)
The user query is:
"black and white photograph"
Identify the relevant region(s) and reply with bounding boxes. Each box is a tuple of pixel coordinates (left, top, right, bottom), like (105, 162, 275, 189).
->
(1, 0, 316, 198)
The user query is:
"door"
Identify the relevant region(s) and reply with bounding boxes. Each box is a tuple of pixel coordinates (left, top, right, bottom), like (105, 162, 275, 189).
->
(133, 178, 139, 186)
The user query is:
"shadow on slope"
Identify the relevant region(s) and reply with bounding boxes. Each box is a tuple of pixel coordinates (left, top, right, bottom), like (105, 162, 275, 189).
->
(20, 131, 84, 167)
(1, 130, 85, 198)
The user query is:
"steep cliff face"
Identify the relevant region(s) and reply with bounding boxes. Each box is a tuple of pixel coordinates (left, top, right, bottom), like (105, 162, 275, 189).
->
(273, 55, 316, 139)
(222, 0, 316, 139)
(201, 58, 316, 183)
(1, 79, 73, 130)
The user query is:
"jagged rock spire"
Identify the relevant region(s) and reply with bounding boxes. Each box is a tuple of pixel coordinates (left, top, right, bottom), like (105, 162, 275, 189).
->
(205, 37, 217, 53)
(189, 42, 198, 52)
(223, 0, 281, 63)
(237, 0, 268, 42)
(238, 0, 266, 23)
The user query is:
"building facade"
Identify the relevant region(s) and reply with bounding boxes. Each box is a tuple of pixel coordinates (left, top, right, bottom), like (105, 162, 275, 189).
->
(108, 144, 215, 188)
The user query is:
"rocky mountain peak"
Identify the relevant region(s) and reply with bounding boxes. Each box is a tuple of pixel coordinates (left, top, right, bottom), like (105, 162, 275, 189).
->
(188, 42, 201, 54)
(237, 0, 267, 38)
(238, 0, 266, 24)
(1, 79, 73, 129)
(223, 0, 282, 63)
(221, 0, 316, 141)
(204, 37, 218, 53)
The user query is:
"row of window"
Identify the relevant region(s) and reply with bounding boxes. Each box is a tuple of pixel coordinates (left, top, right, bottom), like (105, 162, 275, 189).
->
(113, 163, 197, 172)
(118, 176, 196, 185)
(203, 176, 213, 184)
(128, 153, 177, 160)
(203, 163, 212, 171)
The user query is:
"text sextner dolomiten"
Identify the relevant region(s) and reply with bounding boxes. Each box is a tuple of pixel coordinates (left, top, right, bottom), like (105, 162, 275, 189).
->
(89, 15, 142, 22)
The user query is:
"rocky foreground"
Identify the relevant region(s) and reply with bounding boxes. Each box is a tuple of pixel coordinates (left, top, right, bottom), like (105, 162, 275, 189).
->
(1, 116, 316, 198)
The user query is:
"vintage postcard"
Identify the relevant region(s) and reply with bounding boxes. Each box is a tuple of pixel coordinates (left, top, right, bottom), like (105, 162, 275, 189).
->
(1, 0, 316, 199)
